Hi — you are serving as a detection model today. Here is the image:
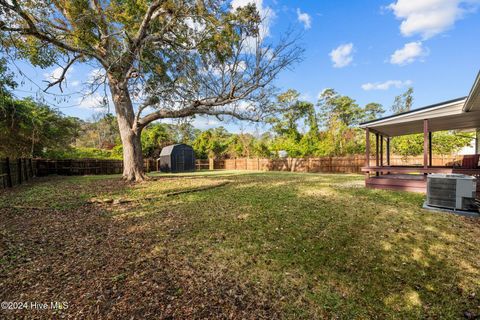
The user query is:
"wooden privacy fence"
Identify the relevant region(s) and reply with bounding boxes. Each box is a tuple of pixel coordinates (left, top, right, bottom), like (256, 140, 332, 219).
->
(35, 158, 157, 176)
(0, 158, 158, 189)
(222, 156, 365, 173)
(386, 155, 463, 166)
(195, 159, 225, 170)
(195, 159, 210, 170)
(0, 155, 465, 189)
(35, 159, 123, 176)
(0, 158, 35, 188)
(204, 155, 461, 173)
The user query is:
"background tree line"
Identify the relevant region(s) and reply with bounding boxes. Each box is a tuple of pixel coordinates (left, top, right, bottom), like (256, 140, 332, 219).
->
(1, 58, 473, 160)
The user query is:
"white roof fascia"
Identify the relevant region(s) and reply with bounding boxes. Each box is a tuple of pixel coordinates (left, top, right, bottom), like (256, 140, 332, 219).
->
(360, 99, 466, 128)
(464, 71, 480, 112)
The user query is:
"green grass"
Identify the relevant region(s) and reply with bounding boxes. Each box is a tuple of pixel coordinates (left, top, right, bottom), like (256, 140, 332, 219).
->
(1, 170, 479, 319)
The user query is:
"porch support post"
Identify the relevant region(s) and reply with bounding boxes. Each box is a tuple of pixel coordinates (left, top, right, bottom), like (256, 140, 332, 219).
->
(429, 131, 432, 167)
(386, 137, 390, 166)
(375, 133, 379, 176)
(380, 135, 384, 167)
(365, 128, 370, 168)
(476, 129, 480, 154)
(423, 119, 429, 170)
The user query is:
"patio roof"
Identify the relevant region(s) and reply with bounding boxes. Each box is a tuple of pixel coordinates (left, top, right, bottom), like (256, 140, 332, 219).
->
(360, 71, 480, 137)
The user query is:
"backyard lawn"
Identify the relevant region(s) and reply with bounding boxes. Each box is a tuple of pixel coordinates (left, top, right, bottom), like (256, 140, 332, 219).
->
(1, 171, 479, 319)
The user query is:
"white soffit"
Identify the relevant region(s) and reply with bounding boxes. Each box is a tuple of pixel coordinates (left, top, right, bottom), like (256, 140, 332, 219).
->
(360, 70, 480, 136)
(464, 71, 480, 112)
(359, 99, 480, 136)
(363, 100, 465, 127)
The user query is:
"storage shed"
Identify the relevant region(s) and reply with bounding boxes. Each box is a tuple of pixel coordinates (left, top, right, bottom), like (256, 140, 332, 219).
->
(158, 144, 196, 173)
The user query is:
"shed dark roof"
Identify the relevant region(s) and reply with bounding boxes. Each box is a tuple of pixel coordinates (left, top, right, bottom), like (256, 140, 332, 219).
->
(159, 144, 192, 157)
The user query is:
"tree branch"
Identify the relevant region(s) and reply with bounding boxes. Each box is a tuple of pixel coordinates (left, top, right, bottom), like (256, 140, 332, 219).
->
(0, 0, 106, 64)
(137, 98, 260, 129)
(89, 0, 110, 52)
(43, 55, 82, 93)
(131, 0, 164, 50)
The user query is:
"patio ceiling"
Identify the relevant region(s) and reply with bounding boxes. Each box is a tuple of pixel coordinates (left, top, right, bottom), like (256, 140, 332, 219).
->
(359, 97, 480, 136)
(360, 71, 480, 137)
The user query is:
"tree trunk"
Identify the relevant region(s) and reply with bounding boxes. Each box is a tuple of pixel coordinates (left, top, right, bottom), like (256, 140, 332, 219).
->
(118, 122, 146, 181)
(108, 75, 146, 182)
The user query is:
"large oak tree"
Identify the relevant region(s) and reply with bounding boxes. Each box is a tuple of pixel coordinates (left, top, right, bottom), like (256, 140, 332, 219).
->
(0, 0, 302, 181)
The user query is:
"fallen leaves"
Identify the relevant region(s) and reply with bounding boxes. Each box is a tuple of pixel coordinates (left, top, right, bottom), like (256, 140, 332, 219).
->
(1, 172, 480, 319)
(0, 175, 275, 319)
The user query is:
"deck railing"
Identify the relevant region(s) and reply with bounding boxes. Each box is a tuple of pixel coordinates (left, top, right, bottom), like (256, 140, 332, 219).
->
(361, 155, 480, 193)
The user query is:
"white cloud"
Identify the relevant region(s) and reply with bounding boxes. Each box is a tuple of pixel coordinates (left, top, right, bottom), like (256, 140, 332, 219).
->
(231, 0, 276, 53)
(299, 92, 312, 101)
(317, 88, 338, 100)
(390, 41, 428, 65)
(296, 8, 312, 29)
(88, 68, 106, 84)
(43, 66, 81, 89)
(317, 88, 329, 99)
(237, 60, 247, 72)
(231, 0, 275, 36)
(361, 80, 413, 91)
(235, 100, 256, 112)
(76, 93, 108, 111)
(43, 66, 74, 82)
(184, 17, 206, 33)
(192, 116, 220, 130)
(329, 43, 354, 68)
(388, 0, 479, 39)
(131, 83, 147, 103)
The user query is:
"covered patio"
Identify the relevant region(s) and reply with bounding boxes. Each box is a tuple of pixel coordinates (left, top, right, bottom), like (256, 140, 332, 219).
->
(360, 71, 480, 193)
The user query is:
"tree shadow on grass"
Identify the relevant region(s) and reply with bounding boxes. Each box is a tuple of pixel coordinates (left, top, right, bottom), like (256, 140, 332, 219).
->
(166, 173, 480, 319)
(0, 176, 279, 319)
(2, 172, 478, 319)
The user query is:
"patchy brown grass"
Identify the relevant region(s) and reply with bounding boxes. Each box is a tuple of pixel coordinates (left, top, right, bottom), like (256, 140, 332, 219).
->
(0, 175, 276, 319)
(1, 171, 480, 319)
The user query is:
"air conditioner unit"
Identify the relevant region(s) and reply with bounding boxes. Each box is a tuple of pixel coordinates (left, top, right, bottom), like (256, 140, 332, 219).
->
(427, 174, 477, 211)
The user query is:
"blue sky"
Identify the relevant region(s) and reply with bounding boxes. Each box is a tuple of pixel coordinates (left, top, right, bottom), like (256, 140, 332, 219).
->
(8, 0, 480, 133)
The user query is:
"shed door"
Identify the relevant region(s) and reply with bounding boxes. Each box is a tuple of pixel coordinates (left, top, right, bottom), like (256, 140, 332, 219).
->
(177, 148, 185, 171)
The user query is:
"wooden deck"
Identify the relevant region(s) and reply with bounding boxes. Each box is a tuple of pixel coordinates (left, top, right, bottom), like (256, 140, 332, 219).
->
(365, 174, 426, 193)
(362, 166, 480, 194)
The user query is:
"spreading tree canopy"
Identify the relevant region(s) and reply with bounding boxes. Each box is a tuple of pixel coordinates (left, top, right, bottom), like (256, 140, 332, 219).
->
(0, 0, 302, 181)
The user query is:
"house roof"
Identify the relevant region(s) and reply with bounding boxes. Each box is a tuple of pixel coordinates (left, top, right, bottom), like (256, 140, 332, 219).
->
(464, 71, 480, 112)
(360, 71, 480, 137)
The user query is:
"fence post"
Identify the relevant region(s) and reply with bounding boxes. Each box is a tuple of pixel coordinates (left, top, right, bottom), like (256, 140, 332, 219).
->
(23, 159, 29, 181)
(17, 158, 22, 184)
(28, 158, 33, 177)
(5, 157, 12, 188)
(209, 158, 214, 170)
